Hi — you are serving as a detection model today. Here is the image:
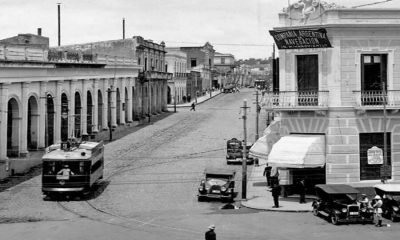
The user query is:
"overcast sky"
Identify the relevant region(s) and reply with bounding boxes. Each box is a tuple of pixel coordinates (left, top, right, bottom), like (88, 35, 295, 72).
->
(0, 0, 399, 60)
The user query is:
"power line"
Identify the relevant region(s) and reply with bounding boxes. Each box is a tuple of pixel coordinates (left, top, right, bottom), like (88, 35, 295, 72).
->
(155, 40, 272, 47)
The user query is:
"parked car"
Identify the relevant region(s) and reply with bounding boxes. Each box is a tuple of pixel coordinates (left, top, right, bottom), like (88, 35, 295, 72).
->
(374, 184, 400, 222)
(226, 138, 254, 164)
(312, 184, 374, 225)
(197, 168, 236, 202)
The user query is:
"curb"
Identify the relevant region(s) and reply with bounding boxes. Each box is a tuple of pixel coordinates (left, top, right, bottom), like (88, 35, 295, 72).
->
(240, 199, 312, 213)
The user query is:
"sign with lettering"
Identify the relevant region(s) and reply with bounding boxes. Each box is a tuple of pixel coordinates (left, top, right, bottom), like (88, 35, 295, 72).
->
(269, 28, 332, 49)
(367, 146, 383, 165)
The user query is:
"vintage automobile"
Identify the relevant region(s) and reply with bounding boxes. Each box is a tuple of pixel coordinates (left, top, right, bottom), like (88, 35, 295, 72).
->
(312, 184, 374, 225)
(226, 138, 254, 164)
(197, 168, 236, 202)
(374, 184, 400, 222)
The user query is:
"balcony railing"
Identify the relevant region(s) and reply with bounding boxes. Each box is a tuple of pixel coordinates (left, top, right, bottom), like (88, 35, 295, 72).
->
(261, 90, 329, 111)
(353, 90, 400, 109)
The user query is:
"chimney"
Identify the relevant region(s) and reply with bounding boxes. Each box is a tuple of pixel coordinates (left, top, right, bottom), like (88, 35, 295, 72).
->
(37, 28, 42, 36)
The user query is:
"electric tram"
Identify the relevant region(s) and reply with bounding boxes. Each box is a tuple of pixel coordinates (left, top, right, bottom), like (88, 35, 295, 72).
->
(41, 139, 104, 198)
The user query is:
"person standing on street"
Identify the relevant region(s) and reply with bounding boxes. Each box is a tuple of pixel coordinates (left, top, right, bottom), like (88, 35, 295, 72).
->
(205, 224, 216, 240)
(190, 102, 196, 111)
(270, 182, 281, 208)
(263, 165, 272, 187)
(298, 179, 306, 204)
(373, 195, 383, 227)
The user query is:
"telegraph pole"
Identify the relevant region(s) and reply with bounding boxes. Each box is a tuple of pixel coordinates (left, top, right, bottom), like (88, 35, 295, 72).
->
(382, 82, 388, 181)
(174, 85, 177, 113)
(255, 91, 260, 142)
(241, 99, 249, 199)
(57, 3, 61, 46)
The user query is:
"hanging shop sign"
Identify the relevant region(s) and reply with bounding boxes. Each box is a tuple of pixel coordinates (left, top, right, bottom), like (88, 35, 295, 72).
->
(367, 146, 383, 165)
(269, 28, 332, 49)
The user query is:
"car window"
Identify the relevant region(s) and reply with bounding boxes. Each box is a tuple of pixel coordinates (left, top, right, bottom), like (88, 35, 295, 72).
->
(206, 178, 228, 186)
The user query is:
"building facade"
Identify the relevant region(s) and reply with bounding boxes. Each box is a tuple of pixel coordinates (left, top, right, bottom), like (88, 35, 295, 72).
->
(259, 2, 400, 190)
(213, 52, 236, 89)
(165, 48, 188, 104)
(181, 42, 215, 91)
(0, 33, 170, 179)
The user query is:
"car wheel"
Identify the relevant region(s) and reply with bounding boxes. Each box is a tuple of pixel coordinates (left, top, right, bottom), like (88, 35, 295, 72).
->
(331, 214, 339, 225)
(198, 196, 204, 202)
(312, 207, 319, 216)
(391, 212, 397, 222)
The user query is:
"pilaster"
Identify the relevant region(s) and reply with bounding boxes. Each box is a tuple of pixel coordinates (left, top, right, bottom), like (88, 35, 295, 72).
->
(20, 82, 29, 157)
(0, 83, 10, 160)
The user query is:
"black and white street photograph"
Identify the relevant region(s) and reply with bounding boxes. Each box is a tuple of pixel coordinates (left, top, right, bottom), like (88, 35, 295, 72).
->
(1, 0, 400, 239)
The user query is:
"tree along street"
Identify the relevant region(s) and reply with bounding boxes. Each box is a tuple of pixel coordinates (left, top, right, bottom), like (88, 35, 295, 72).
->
(0, 88, 399, 240)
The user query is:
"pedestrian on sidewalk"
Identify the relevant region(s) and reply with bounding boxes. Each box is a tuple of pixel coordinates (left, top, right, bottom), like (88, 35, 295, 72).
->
(205, 224, 216, 240)
(270, 182, 281, 208)
(373, 195, 383, 227)
(190, 102, 196, 111)
(298, 179, 306, 204)
(263, 164, 272, 187)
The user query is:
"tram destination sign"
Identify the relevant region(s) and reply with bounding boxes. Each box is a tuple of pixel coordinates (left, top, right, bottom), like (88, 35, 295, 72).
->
(269, 28, 332, 49)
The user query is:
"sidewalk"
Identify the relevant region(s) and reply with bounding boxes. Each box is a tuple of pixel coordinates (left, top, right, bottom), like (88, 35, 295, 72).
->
(167, 90, 222, 108)
(241, 157, 315, 212)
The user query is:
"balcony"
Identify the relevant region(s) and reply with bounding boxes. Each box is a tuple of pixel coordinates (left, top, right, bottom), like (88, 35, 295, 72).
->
(353, 90, 400, 111)
(261, 90, 329, 111)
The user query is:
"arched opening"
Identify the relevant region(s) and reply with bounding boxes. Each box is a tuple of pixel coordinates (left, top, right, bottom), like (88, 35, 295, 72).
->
(74, 92, 81, 138)
(116, 88, 121, 125)
(61, 93, 69, 141)
(98, 90, 103, 131)
(46, 94, 55, 146)
(125, 87, 129, 123)
(87, 91, 93, 135)
(27, 96, 39, 149)
(7, 98, 20, 157)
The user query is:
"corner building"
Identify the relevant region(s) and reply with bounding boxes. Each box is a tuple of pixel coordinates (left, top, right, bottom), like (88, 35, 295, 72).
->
(261, 2, 400, 190)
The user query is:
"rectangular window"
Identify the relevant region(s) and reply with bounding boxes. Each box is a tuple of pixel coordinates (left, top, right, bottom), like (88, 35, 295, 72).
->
(221, 58, 225, 64)
(191, 58, 197, 67)
(296, 55, 318, 106)
(359, 133, 391, 181)
(361, 54, 387, 105)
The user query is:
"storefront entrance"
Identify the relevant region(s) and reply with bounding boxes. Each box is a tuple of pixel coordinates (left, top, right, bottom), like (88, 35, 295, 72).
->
(291, 167, 326, 195)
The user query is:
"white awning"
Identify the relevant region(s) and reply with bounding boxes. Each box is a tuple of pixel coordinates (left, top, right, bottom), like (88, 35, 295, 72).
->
(267, 134, 325, 168)
(249, 135, 269, 159)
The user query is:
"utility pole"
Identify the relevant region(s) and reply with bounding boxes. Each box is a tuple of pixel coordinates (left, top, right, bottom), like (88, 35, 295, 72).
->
(174, 85, 177, 113)
(241, 99, 249, 199)
(122, 18, 125, 39)
(382, 82, 388, 181)
(255, 91, 260, 142)
(57, 3, 61, 46)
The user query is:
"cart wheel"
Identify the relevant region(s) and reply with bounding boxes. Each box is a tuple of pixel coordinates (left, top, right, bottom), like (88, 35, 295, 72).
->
(312, 207, 319, 216)
(331, 214, 339, 225)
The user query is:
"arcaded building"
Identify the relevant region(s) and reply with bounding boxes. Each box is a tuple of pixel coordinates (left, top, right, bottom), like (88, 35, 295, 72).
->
(257, 2, 400, 190)
(0, 33, 170, 179)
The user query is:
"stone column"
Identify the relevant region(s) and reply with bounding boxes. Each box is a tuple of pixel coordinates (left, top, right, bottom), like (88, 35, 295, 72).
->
(0, 83, 10, 160)
(19, 82, 29, 157)
(54, 81, 63, 143)
(126, 79, 133, 123)
(111, 79, 117, 128)
(81, 80, 88, 136)
(69, 80, 76, 138)
(120, 78, 126, 125)
(102, 80, 109, 130)
(38, 82, 47, 148)
(92, 79, 99, 133)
